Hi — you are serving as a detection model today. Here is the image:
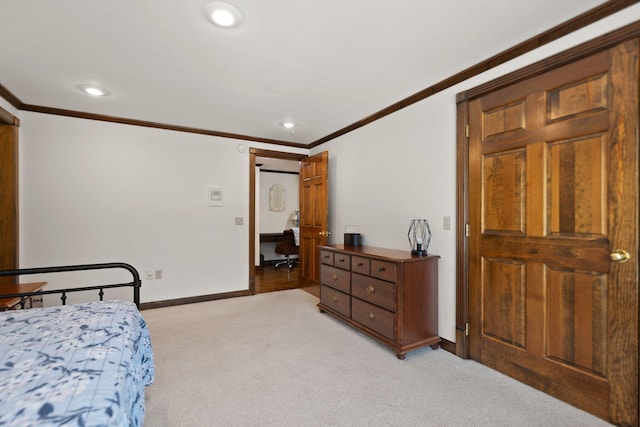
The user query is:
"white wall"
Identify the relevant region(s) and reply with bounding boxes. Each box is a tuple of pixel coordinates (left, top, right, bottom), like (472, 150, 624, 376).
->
(18, 112, 307, 303)
(312, 7, 640, 342)
(259, 171, 299, 233)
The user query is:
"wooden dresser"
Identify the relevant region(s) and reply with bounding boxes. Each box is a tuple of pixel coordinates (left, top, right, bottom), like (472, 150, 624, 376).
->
(318, 244, 440, 359)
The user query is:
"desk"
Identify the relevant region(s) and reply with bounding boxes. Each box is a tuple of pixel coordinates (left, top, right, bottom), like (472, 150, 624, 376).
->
(260, 233, 284, 243)
(0, 282, 47, 311)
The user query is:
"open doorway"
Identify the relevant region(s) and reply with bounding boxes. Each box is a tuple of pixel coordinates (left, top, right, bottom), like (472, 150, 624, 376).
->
(248, 149, 307, 294)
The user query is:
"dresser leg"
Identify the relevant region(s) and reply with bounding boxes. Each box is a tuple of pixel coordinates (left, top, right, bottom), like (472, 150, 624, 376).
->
(395, 351, 406, 360)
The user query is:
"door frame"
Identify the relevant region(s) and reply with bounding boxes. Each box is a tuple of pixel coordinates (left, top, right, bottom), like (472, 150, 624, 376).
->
(455, 19, 640, 359)
(0, 105, 19, 286)
(248, 148, 308, 294)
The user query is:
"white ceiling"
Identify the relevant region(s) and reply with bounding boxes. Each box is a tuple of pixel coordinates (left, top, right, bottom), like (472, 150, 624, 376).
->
(1, 0, 607, 146)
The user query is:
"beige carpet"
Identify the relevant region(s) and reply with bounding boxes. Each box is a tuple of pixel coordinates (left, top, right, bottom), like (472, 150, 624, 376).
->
(142, 289, 611, 426)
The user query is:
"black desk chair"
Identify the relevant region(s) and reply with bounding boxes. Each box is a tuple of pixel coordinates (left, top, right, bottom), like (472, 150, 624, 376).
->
(275, 229, 299, 270)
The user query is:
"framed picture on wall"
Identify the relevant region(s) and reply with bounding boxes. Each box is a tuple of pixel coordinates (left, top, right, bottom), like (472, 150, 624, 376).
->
(269, 184, 285, 212)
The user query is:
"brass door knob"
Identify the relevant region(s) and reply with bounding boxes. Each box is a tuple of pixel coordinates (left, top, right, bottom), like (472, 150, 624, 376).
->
(332, 296, 338, 303)
(610, 249, 630, 263)
(366, 286, 375, 295)
(368, 312, 375, 320)
(332, 274, 338, 281)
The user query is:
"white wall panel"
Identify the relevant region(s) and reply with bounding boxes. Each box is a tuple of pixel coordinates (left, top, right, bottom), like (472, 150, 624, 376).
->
(18, 113, 296, 303)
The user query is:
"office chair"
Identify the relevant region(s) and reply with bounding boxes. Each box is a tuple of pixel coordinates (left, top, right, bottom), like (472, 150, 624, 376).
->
(274, 229, 299, 270)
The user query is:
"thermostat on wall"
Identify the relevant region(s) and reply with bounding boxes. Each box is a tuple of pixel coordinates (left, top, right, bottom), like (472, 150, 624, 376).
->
(208, 186, 223, 207)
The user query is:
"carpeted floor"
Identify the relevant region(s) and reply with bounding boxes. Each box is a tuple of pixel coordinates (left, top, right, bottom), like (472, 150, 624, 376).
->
(142, 289, 611, 426)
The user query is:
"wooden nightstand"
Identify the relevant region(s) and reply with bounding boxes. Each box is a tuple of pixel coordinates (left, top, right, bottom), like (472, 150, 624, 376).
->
(0, 282, 47, 311)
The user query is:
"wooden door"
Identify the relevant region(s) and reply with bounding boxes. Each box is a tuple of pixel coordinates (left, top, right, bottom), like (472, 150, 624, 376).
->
(468, 40, 638, 425)
(0, 122, 18, 286)
(299, 151, 329, 285)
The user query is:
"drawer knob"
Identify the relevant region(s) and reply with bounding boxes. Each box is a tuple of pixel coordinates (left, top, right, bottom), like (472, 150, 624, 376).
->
(332, 274, 338, 281)
(368, 312, 375, 320)
(379, 267, 386, 272)
(332, 296, 338, 303)
(357, 262, 364, 267)
(366, 286, 375, 295)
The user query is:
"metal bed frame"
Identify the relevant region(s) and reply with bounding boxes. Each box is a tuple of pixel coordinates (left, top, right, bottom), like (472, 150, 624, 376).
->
(0, 262, 142, 309)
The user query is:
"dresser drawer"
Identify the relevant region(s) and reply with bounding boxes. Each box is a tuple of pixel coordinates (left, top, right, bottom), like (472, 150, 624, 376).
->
(334, 253, 351, 270)
(352, 273, 396, 311)
(321, 264, 351, 293)
(320, 285, 350, 318)
(351, 256, 370, 275)
(320, 250, 334, 266)
(352, 298, 395, 340)
(371, 260, 397, 282)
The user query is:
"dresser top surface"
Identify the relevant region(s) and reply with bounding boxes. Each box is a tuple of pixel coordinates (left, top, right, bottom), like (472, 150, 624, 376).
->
(320, 244, 439, 263)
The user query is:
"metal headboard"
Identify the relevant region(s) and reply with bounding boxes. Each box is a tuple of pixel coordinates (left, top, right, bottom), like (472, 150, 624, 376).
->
(0, 262, 142, 308)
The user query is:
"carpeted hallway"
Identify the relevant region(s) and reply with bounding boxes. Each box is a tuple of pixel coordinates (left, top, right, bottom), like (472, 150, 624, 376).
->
(142, 289, 611, 426)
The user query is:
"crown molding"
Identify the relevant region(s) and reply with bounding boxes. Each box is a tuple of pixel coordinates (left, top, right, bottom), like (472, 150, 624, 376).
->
(19, 104, 307, 148)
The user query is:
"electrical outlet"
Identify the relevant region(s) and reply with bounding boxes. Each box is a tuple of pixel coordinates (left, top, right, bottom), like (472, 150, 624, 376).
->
(235, 217, 244, 225)
(145, 271, 154, 280)
(155, 269, 162, 280)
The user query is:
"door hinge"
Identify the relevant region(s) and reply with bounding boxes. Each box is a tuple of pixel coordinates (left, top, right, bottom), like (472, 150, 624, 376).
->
(465, 223, 470, 237)
(465, 323, 470, 336)
(465, 124, 469, 138)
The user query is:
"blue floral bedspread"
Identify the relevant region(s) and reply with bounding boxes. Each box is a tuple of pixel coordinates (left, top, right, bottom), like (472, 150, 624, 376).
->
(0, 301, 154, 426)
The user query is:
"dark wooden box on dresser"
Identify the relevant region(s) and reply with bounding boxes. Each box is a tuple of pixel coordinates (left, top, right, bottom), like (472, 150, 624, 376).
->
(318, 244, 440, 359)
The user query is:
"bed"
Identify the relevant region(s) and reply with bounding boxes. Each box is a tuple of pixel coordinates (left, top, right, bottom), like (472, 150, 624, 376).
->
(0, 263, 154, 427)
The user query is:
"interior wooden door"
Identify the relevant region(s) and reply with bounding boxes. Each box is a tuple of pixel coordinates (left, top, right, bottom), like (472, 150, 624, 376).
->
(0, 122, 18, 286)
(468, 40, 638, 425)
(299, 151, 329, 286)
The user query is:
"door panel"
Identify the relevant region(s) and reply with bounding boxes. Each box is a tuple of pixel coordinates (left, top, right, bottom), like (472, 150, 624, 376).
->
(299, 151, 329, 285)
(546, 266, 607, 376)
(482, 149, 526, 234)
(548, 134, 606, 236)
(482, 258, 526, 348)
(468, 40, 638, 425)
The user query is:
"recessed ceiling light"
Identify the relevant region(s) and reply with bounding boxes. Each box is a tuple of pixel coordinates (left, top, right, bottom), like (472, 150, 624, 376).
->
(77, 84, 111, 97)
(279, 120, 298, 129)
(204, 2, 243, 28)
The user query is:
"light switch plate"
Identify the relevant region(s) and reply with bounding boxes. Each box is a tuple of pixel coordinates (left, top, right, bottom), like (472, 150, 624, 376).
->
(208, 186, 223, 207)
(443, 216, 451, 230)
